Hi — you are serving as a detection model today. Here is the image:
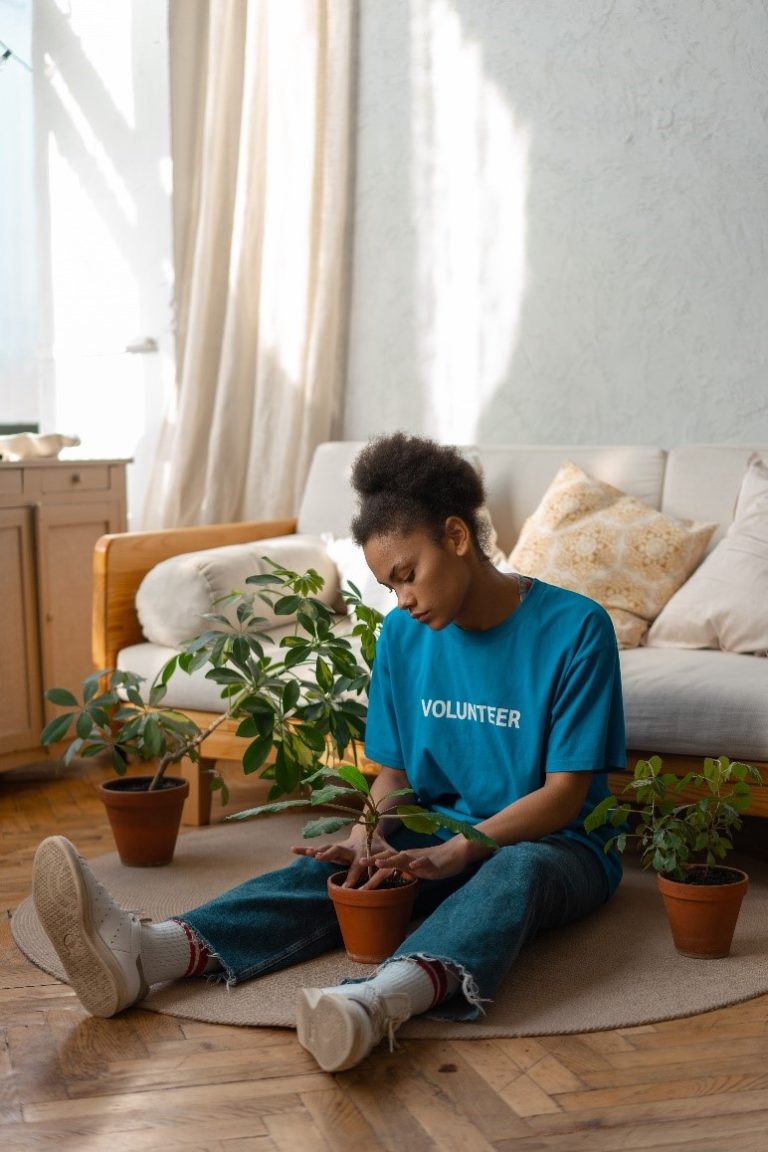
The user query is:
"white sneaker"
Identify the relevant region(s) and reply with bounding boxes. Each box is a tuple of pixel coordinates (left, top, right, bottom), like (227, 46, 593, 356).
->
(296, 984, 411, 1072)
(32, 835, 148, 1017)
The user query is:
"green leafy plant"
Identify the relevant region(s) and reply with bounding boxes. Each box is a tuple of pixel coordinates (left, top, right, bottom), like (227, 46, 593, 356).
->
(41, 559, 383, 802)
(227, 760, 498, 878)
(41, 668, 207, 789)
(167, 559, 383, 802)
(584, 755, 763, 882)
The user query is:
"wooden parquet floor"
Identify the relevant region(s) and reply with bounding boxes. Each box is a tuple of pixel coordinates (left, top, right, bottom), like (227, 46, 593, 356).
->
(3, 760, 768, 1152)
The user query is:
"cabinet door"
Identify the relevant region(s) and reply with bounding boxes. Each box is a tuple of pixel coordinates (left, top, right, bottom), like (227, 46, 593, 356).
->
(35, 499, 123, 724)
(0, 507, 43, 753)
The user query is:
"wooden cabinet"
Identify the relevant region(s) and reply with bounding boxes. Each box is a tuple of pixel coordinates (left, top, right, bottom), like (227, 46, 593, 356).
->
(0, 459, 129, 770)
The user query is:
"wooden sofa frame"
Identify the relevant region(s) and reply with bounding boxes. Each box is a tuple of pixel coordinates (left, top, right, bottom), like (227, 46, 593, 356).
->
(92, 524, 768, 826)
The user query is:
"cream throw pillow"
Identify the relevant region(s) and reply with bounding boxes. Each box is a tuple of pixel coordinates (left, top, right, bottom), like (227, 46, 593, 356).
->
(647, 454, 768, 654)
(508, 461, 715, 648)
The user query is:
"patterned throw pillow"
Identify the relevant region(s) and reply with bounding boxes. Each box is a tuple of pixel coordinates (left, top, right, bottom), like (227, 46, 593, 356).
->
(508, 462, 715, 648)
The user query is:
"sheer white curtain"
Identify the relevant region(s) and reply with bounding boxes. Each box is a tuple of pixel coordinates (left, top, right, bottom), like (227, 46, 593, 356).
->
(146, 0, 356, 527)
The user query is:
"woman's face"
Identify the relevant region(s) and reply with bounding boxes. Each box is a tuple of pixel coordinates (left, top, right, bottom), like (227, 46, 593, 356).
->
(363, 521, 472, 630)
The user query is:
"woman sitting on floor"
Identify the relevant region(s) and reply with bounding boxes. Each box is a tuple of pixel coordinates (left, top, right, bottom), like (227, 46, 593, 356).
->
(32, 431, 626, 1072)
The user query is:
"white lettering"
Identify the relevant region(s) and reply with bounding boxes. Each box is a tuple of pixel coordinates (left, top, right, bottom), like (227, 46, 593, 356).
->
(419, 698, 522, 729)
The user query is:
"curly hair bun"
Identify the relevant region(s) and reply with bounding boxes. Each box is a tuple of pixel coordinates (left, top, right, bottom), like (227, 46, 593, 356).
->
(350, 432, 487, 547)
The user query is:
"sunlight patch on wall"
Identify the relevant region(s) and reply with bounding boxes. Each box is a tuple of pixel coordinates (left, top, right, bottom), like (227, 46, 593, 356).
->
(63, 0, 136, 130)
(44, 50, 136, 224)
(410, 0, 529, 442)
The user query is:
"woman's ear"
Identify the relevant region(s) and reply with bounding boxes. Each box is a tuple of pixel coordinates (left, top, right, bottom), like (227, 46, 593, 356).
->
(443, 516, 472, 556)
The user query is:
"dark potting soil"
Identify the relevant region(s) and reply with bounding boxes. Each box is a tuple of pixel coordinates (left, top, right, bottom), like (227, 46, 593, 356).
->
(682, 866, 744, 886)
(334, 872, 414, 891)
(103, 776, 183, 793)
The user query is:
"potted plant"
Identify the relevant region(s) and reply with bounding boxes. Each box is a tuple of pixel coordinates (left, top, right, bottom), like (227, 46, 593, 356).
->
(227, 760, 498, 963)
(41, 669, 210, 866)
(585, 754, 764, 958)
(41, 560, 384, 865)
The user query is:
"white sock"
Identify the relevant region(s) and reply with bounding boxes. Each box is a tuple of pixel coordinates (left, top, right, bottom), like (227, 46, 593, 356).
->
(140, 920, 221, 983)
(324, 958, 460, 1016)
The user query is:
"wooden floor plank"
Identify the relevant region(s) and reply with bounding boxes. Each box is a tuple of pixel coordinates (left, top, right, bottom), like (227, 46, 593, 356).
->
(4, 756, 768, 1149)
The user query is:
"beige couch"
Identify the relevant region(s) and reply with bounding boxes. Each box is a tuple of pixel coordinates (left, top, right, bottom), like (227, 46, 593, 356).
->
(94, 442, 768, 824)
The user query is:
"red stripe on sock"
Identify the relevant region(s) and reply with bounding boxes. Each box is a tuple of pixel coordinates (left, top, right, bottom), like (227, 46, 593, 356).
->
(178, 920, 198, 977)
(177, 919, 211, 978)
(415, 959, 448, 1008)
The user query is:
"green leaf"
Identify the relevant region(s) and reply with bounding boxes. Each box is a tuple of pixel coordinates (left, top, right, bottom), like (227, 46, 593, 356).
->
(242, 733, 274, 775)
(226, 797, 312, 821)
(274, 595, 301, 615)
(44, 687, 79, 707)
(302, 816, 356, 838)
(143, 716, 165, 759)
(75, 711, 96, 740)
(282, 679, 301, 714)
(334, 761, 370, 794)
(395, 806, 498, 847)
(40, 712, 75, 745)
(315, 656, 334, 693)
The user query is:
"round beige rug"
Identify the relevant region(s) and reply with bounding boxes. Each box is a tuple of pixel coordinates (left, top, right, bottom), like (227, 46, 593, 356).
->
(11, 813, 768, 1038)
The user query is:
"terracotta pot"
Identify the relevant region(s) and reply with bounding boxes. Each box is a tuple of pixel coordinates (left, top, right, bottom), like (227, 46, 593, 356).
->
(656, 865, 749, 958)
(327, 870, 418, 964)
(98, 775, 189, 867)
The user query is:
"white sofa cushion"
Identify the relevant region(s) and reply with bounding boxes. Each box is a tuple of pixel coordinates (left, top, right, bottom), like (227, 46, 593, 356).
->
(120, 615, 358, 711)
(508, 461, 715, 648)
(647, 454, 768, 654)
(620, 647, 768, 761)
(136, 534, 339, 648)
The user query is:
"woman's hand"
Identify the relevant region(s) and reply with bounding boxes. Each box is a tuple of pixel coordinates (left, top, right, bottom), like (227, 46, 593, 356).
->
(363, 834, 492, 882)
(291, 828, 397, 889)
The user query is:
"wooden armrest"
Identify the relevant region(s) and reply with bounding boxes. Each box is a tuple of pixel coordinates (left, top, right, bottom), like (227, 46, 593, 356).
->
(92, 518, 297, 669)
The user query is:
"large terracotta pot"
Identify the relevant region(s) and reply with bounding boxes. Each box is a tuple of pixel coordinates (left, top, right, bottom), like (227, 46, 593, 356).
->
(98, 775, 189, 867)
(656, 865, 749, 958)
(327, 870, 418, 964)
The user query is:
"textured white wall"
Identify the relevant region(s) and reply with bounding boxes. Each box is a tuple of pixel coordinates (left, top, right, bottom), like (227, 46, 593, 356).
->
(344, 0, 768, 446)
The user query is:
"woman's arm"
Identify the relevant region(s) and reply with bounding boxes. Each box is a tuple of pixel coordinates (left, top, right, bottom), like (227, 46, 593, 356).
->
(368, 770, 592, 881)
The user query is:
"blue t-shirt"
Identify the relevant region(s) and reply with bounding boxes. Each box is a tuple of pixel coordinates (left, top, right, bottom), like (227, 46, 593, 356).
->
(364, 578, 627, 895)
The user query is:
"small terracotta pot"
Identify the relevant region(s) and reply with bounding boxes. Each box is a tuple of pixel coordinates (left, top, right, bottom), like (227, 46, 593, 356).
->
(327, 871, 418, 964)
(98, 775, 189, 867)
(656, 865, 749, 958)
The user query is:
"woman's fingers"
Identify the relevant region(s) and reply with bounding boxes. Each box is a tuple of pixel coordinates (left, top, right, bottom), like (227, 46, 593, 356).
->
(290, 844, 354, 864)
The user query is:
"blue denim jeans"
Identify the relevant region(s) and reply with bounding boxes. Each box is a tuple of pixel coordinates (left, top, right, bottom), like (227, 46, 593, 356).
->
(179, 827, 610, 1020)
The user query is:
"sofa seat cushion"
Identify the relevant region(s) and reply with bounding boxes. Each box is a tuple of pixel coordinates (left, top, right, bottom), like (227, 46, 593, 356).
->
(119, 614, 360, 713)
(620, 647, 768, 762)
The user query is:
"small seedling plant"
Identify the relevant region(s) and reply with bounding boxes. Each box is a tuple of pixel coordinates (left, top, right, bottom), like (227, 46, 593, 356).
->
(228, 761, 498, 881)
(584, 754, 763, 882)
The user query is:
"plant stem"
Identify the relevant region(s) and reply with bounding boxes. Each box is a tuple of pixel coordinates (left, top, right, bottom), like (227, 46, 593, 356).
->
(147, 709, 234, 791)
